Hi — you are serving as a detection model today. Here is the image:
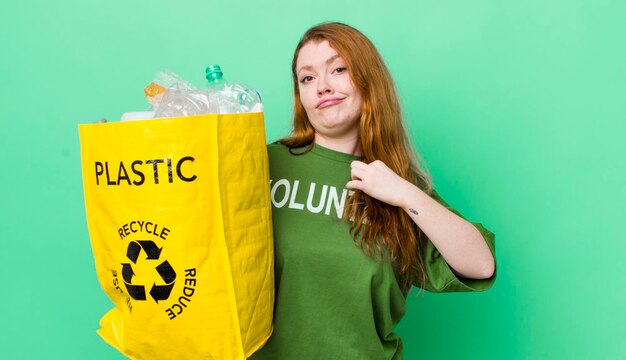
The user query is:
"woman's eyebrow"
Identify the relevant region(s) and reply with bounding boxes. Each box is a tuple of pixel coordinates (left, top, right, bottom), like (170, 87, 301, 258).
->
(297, 64, 314, 74)
(325, 54, 340, 65)
(297, 54, 341, 75)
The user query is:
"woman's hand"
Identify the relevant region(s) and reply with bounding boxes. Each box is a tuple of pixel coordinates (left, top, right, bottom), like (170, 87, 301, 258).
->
(346, 160, 416, 208)
(347, 160, 495, 279)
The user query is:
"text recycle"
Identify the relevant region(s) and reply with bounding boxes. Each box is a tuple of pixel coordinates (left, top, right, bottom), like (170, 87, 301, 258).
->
(112, 220, 197, 320)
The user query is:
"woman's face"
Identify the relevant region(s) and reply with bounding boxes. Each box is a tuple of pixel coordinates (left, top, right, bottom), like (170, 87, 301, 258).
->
(295, 40, 363, 145)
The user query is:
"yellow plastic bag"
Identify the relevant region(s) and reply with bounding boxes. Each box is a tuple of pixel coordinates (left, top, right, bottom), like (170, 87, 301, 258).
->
(78, 113, 274, 360)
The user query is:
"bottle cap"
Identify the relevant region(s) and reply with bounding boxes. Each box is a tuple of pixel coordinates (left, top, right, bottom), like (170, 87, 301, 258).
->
(205, 64, 223, 82)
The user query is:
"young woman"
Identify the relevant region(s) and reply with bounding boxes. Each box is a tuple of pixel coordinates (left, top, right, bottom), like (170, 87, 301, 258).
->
(251, 22, 496, 359)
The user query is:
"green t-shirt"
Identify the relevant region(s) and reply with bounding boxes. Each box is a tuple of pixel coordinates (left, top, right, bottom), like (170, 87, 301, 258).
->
(250, 143, 495, 360)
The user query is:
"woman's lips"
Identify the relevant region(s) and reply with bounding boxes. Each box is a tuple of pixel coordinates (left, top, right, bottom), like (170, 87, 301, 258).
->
(316, 97, 345, 109)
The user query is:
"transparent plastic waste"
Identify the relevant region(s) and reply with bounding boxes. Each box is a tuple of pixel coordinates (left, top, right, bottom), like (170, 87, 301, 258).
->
(119, 111, 154, 121)
(205, 65, 263, 114)
(151, 71, 212, 118)
(140, 67, 263, 119)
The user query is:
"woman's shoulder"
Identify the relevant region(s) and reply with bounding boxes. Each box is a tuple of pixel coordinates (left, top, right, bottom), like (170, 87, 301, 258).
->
(267, 142, 298, 164)
(266, 142, 288, 157)
(266, 142, 285, 151)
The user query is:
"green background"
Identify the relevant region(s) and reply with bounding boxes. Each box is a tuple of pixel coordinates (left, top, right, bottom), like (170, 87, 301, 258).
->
(1, 1, 624, 359)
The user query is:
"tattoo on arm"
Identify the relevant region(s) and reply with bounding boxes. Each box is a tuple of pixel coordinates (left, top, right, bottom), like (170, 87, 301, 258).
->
(409, 208, 418, 216)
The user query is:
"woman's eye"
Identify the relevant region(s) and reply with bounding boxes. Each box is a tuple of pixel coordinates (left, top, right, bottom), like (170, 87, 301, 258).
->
(301, 75, 313, 83)
(334, 67, 347, 74)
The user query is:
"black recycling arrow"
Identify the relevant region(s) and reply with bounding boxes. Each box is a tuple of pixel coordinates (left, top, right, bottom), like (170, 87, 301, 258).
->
(121, 263, 135, 283)
(155, 260, 176, 284)
(150, 283, 175, 303)
(120, 239, 173, 303)
(122, 263, 145, 300)
(138, 240, 163, 260)
(126, 241, 142, 264)
(126, 284, 147, 301)
(149, 260, 177, 303)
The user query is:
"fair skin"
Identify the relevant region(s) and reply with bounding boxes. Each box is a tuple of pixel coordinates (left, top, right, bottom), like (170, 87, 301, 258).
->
(348, 161, 495, 279)
(296, 40, 495, 280)
(296, 40, 363, 155)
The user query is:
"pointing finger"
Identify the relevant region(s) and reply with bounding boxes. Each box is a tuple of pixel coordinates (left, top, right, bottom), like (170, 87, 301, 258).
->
(345, 180, 363, 190)
(350, 167, 366, 180)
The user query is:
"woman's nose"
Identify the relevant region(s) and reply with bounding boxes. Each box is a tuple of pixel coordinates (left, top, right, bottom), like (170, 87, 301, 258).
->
(317, 77, 333, 95)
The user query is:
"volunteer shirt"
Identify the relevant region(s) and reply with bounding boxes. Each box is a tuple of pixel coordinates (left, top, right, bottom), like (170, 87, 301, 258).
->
(250, 143, 495, 360)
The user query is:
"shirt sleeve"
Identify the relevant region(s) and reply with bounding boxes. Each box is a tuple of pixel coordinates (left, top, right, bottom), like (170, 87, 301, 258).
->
(419, 190, 496, 293)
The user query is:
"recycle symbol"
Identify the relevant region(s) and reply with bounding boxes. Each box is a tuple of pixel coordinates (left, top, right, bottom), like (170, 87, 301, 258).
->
(121, 240, 176, 303)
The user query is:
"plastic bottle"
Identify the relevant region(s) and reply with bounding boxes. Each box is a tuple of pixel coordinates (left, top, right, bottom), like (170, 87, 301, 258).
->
(205, 65, 263, 114)
(151, 71, 211, 118)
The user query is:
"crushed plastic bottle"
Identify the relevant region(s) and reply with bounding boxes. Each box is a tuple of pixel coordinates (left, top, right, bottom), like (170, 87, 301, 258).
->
(205, 65, 263, 114)
(140, 67, 262, 119)
(151, 71, 211, 118)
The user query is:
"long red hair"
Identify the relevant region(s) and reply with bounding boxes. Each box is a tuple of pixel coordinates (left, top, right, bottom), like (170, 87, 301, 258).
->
(280, 22, 433, 290)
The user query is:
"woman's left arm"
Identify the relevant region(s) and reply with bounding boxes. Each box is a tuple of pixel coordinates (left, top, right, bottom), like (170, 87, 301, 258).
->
(347, 160, 495, 280)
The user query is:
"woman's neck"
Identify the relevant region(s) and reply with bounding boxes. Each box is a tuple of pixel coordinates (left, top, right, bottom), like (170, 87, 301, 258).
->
(314, 133, 361, 156)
